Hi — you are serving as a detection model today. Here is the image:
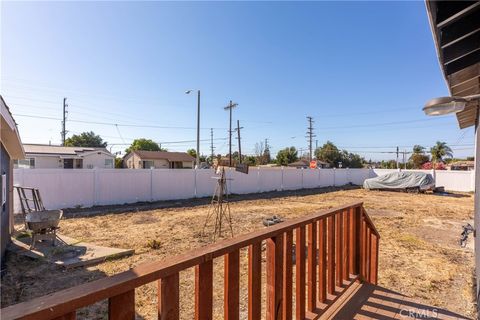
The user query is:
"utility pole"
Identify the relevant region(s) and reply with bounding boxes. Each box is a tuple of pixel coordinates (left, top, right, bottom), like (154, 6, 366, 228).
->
(61, 97, 68, 146)
(396, 146, 399, 169)
(224, 100, 238, 167)
(196, 90, 201, 168)
(306, 116, 315, 161)
(210, 128, 215, 163)
(236, 120, 243, 163)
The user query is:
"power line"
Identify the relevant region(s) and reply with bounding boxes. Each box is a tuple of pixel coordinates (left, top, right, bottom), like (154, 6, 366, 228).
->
(12, 113, 226, 130)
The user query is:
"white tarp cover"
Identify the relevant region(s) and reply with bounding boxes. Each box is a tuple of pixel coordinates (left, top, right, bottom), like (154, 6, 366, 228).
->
(363, 171, 435, 190)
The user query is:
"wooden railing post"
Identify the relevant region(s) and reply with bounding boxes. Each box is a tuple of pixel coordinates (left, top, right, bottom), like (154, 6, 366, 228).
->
(327, 215, 335, 295)
(267, 234, 284, 320)
(158, 273, 179, 320)
(354, 206, 362, 276)
(295, 227, 306, 319)
(225, 250, 240, 320)
(195, 260, 213, 320)
(335, 212, 343, 287)
(307, 222, 317, 312)
(109, 290, 135, 320)
(283, 230, 293, 320)
(370, 235, 379, 285)
(318, 218, 327, 303)
(249, 243, 262, 320)
(342, 210, 349, 280)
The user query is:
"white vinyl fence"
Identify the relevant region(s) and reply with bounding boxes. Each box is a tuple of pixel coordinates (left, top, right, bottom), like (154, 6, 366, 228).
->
(13, 168, 474, 211)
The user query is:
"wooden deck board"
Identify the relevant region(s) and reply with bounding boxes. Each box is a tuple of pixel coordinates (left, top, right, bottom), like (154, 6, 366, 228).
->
(331, 283, 471, 320)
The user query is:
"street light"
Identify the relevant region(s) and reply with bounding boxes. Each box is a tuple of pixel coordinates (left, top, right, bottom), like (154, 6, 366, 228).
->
(186, 89, 201, 168)
(423, 94, 480, 116)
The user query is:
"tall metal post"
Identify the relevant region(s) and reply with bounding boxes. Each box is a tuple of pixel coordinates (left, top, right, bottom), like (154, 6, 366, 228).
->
(224, 101, 238, 167)
(236, 120, 243, 163)
(196, 90, 201, 167)
(62, 97, 67, 146)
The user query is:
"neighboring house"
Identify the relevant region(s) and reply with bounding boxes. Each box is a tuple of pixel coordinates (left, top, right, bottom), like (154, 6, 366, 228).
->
(1, 96, 25, 273)
(448, 160, 475, 171)
(123, 151, 195, 169)
(288, 159, 330, 169)
(16, 144, 116, 169)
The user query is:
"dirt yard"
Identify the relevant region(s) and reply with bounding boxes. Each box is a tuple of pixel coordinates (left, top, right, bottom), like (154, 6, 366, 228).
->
(1, 187, 476, 319)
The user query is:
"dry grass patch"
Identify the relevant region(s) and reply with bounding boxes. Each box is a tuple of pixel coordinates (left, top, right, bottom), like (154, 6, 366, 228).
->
(1, 188, 475, 319)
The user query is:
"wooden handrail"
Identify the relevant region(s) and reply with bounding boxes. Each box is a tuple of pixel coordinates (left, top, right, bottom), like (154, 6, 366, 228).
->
(1, 201, 380, 320)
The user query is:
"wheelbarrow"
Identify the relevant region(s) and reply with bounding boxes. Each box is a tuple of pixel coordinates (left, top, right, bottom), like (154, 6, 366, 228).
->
(25, 209, 63, 249)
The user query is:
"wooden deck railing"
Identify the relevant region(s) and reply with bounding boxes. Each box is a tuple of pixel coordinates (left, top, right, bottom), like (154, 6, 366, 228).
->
(1, 201, 380, 320)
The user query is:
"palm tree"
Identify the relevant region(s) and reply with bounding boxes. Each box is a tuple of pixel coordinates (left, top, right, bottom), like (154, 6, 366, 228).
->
(430, 141, 453, 163)
(412, 145, 425, 154)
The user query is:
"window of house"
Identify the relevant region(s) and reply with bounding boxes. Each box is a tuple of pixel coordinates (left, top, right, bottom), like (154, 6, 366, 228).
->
(142, 160, 154, 169)
(105, 158, 114, 168)
(14, 158, 35, 169)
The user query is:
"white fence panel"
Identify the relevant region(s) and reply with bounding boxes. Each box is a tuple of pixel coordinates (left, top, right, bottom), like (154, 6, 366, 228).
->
(14, 169, 95, 211)
(334, 169, 348, 186)
(303, 169, 319, 189)
(258, 168, 282, 192)
(97, 169, 151, 205)
(283, 168, 303, 190)
(319, 169, 334, 187)
(152, 169, 195, 200)
(349, 169, 371, 186)
(434, 170, 473, 192)
(227, 169, 259, 194)
(13, 167, 474, 211)
(195, 169, 217, 198)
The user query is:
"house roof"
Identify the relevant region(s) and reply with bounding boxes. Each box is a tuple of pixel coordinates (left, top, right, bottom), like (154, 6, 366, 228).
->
(1, 95, 25, 159)
(130, 150, 195, 162)
(425, 1, 480, 129)
(448, 160, 474, 167)
(23, 144, 113, 158)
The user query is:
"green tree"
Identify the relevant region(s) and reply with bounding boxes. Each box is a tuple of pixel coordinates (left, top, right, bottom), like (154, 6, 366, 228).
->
(341, 151, 364, 168)
(115, 158, 124, 168)
(409, 145, 429, 169)
(187, 149, 197, 158)
(315, 141, 342, 167)
(430, 141, 453, 163)
(65, 131, 107, 148)
(276, 147, 298, 166)
(244, 155, 257, 166)
(125, 139, 165, 153)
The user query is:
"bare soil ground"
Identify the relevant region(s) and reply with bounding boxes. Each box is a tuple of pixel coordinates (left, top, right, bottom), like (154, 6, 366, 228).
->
(1, 188, 475, 319)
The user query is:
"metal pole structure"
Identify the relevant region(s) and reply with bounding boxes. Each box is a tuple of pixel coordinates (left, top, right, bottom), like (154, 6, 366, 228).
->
(396, 146, 399, 169)
(196, 90, 201, 168)
(224, 101, 238, 167)
(62, 97, 67, 146)
(236, 120, 243, 163)
(306, 116, 315, 161)
(210, 128, 214, 163)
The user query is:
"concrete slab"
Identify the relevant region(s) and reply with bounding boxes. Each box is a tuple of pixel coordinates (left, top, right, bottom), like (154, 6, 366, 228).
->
(8, 234, 134, 268)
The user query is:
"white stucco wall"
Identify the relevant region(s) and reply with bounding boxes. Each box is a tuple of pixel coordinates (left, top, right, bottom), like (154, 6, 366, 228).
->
(33, 156, 63, 168)
(82, 152, 115, 169)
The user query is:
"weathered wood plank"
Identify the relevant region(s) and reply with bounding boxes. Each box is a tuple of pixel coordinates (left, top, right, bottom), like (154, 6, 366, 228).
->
(158, 273, 179, 320)
(109, 289, 135, 320)
(52, 312, 76, 320)
(225, 250, 240, 320)
(318, 218, 327, 303)
(195, 260, 213, 320)
(327, 215, 336, 295)
(248, 243, 262, 320)
(307, 222, 317, 311)
(295, 227, 306, 320)
(283, 230, 293, 320)
(335, 212, 343, 287)
(370, 235, 379, 285)
(342, 210, 349, 280)
(267, 234, 284, 320)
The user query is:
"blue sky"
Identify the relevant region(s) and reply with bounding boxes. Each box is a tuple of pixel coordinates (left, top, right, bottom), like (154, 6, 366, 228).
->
(0, 1, 472, 160)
